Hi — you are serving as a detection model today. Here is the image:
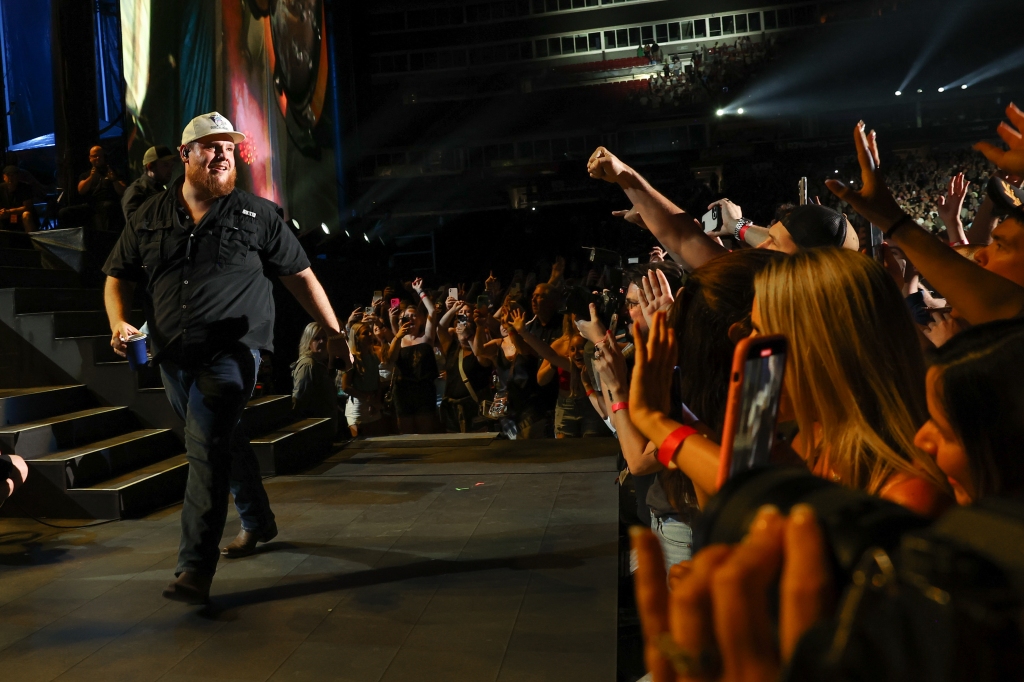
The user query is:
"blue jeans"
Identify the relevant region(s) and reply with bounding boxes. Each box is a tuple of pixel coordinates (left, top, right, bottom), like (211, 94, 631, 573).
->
(652, 515, 693, 571)
(160, 345, 275, 577)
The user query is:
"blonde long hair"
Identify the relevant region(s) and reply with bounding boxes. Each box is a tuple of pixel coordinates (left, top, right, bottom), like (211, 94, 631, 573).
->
(296, 322, 324, 363)
(755, 249, 949, 495)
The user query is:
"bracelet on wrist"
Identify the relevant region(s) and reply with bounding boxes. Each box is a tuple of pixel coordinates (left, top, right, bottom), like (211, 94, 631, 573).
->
(884, 214, 915, 240)
(610, 401, 629, 414)
(656, 425, 699, 467)
(733, 218, 753, 241)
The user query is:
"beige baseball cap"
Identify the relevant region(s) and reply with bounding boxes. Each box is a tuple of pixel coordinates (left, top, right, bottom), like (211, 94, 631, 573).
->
(180, 112, 246, 146)
(142, 145, 177, 166)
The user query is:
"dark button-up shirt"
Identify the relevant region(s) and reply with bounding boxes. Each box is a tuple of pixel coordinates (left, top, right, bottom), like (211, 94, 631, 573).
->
(121, 174, 165, 222)
(102, 177, 310, 363)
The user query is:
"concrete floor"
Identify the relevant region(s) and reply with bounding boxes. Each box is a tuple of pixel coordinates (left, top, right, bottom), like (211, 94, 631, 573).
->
(0, 438, 621, 681)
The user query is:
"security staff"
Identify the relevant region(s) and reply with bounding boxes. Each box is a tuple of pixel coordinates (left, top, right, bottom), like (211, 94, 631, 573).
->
(121, 144, 178, 221)
(103, 112, 348, 604)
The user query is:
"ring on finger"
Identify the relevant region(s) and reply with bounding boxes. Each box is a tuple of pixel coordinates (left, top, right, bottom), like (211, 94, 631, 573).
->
(656, 633, 722, 678)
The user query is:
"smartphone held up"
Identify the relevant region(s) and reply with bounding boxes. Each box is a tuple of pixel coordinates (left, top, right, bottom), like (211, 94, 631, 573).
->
(716, 335, 788, 490)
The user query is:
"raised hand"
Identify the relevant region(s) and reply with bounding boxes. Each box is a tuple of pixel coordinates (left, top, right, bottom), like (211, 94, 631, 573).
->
(446, 296, 457, 310)
(574, 302, 608, 344)
(346, 306, 363, 328)
(551, 256, 566, 281)
(649, 246, 667, 263)
(936, 172, 968, 233)
(587, 146, 630, 183)
(612, 206, 649, 231)
(411, 277, 425, 294)
(629, 310, 675, 419)
(974, 103, 1024, 177)
(639, 269, 675, 330)
(592, 331, 628, 396)
(825, 122, 905, 230)
(485, 271, 501, 299)
(509, 307, 527, 333)
(707, 198, 743, 235)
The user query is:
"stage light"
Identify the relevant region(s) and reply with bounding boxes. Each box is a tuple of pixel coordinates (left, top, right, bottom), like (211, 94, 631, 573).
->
(291, 219, 300, 230)
(363, 233, 370, 242)
(737, 108, 745, 115)
(344, 230, 350, 237)
(895, 91, 902, 96)
(917, 89, 923, 93)
(321, 222, 330, 234)
(834, 170, 839, 174)
(941, 44, 1024, 92)
(531, 207, 536, 211)
(938, 87, 945, 93)
(716, 109, 725, 116)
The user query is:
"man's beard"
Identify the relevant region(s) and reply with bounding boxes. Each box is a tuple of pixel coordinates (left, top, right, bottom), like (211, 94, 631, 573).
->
(186, 161, 236, 198)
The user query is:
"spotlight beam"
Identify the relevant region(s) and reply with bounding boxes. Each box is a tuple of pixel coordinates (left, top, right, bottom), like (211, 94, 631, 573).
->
(897, 3, 966, 93)
(941, 43, 1024, 91)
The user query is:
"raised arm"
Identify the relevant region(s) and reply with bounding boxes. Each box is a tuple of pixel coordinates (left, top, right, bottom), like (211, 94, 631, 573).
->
(936, 172, 970, 245)
(589, 147, 727, 270)
(435, 297, 461, 355)
(410, 277, 438, 342)
(826, 121, 1024, 325)
(509, 308, 570, 371)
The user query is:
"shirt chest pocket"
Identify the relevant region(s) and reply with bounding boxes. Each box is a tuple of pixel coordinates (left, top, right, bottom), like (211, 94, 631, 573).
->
(218, 221, 258, 267)
(137, 219, 173, 272)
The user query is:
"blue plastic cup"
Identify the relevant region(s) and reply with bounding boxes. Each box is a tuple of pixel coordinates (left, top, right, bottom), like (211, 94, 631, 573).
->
(126, 333, 148, 370)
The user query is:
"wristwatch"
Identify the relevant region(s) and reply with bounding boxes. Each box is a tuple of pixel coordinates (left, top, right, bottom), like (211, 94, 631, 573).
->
(733, 218, 753, 241)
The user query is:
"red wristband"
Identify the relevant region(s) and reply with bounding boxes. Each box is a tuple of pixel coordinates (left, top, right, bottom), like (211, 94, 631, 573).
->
(657, 425, 698, 467)
(586, 389, 595, 397)
(419, 292, 427, 298)
(610, 401, 629, 413)
(738, 223, 751, 243)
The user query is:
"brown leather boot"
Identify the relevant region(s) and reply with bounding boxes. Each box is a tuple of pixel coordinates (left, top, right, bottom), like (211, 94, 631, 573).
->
(162, 571, 212, 604)
(220, 521, 278, 558)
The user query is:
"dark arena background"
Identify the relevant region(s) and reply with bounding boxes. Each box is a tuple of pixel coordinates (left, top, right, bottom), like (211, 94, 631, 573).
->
(1, 0, 1024, 681)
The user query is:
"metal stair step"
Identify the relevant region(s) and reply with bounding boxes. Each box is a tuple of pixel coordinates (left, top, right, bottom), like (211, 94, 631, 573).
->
(27, 429, 181, 491)
(25, 309, 146, 339)
(0, 266, 79, 288)
(67, 453, 189, 519)
(241, 395, 294, 433)
(0, 406, 137, 458)
(10, 287, 104, 314)
(0, 249, 43, 268)
(0, 231, 32, 249)
(0, 385, 92, 427)
(251, 417, 334, 475)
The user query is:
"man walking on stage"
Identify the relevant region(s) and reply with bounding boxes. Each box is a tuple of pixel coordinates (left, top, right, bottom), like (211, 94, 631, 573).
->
(102, 112, 347, 604)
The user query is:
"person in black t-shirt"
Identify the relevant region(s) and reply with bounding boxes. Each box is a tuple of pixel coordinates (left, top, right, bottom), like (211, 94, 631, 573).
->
(0, 166, 36, 232)
(437, 299, 494, 433)
(122, 145, 178, 221)
(60, 145, 127, 231)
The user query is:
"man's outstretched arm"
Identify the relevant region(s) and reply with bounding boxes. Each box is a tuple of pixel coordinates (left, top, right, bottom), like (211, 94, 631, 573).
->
(589, 147, 727, 270)
(279, 268, 350, 367)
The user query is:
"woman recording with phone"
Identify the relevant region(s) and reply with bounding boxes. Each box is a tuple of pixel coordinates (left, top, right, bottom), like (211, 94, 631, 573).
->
(392, 278, 441, 434)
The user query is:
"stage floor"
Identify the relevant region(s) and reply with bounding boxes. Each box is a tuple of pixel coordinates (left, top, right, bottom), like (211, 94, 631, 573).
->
(0, 438, 621, 681)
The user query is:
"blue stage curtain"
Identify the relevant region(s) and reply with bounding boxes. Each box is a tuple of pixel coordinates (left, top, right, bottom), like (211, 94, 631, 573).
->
(179, 0, 214, 125)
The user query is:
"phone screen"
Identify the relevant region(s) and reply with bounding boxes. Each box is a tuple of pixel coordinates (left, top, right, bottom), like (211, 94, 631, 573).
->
(449, 288, 459, 300)
(372, 290, 383, 304)
(390, 297, 401, 309)
(729, 345, 787, 478)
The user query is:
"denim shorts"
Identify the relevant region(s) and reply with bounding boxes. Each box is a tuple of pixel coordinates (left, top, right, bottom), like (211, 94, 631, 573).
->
(652, 514, 693, 571)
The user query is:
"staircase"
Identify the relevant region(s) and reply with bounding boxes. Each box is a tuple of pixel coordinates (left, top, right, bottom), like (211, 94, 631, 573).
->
(0, 230, 335, 519)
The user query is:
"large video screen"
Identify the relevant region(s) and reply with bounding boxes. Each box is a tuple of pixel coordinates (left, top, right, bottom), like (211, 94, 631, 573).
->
(120, 0, 338, 232)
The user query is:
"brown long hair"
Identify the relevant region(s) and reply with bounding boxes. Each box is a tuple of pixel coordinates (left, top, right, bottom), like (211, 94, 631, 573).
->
(669, 249, 785, 436)
(754, 248, 949, 495)
(663, 249, 784, 509)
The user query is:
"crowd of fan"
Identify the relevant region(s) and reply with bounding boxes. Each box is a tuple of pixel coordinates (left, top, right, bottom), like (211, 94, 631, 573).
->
(636, 36, 778, 111)
(284, 102, 1024, 680)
